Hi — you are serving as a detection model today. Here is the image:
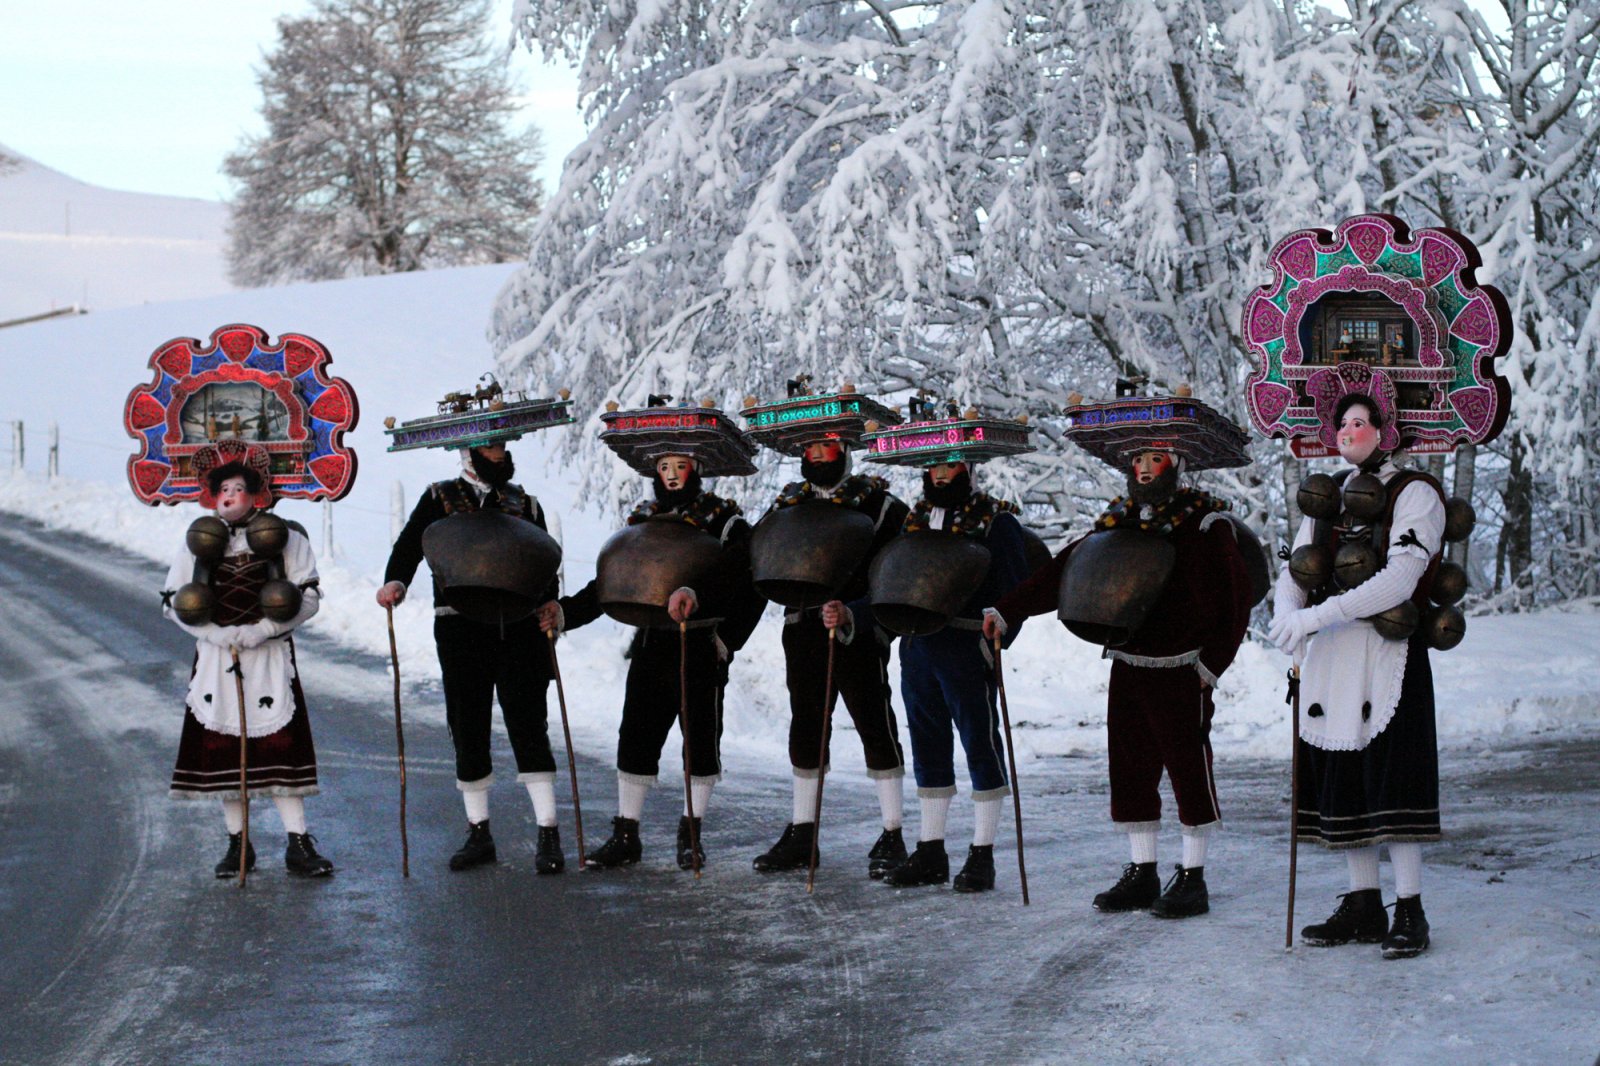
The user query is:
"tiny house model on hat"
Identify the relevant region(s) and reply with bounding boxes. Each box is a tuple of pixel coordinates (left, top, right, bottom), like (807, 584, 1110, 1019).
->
(124, 323, 358, 880)
(737, 381, 915, 879)
(1249, 213, 1513, 958)
(983, 385, 1258, 920)
(841, 402, 1035, 895)
(537, 395, 765, 874)
(378, 377, 575, 875)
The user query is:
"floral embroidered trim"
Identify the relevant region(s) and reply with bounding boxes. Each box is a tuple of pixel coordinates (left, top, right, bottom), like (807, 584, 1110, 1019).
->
(902, 492, 1020, 538)
(772, 474, 887, 512)
(627, 491, 742, 531)
(1092, 489, 1228, 536)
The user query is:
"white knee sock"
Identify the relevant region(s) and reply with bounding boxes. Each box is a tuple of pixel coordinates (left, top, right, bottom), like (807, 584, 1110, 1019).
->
(524, 777, 558, 827)
(273, 795, 307, 835)
(972, 797, 1002, 848)
(876, 778, 904, 831)
(919, 794, 952, 842)
(1129, 827, 1159, 865)
(618, 774, 651, 822)
(1181, 831, 1209, 870)
(792, 772, 820, 826)
(1389, 843, 1423, 899)
(686, 778, 714, 818)
(222, 799, 244, 834)
(463, 788, 490, 825)
(1347, 845, 1381, 892)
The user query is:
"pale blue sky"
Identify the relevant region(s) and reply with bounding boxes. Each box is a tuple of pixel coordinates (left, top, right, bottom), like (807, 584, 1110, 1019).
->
(0, 0, 584, 202)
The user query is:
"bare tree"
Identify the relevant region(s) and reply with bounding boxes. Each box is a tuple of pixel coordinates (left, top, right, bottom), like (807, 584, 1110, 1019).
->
(225, 0, 545, 285)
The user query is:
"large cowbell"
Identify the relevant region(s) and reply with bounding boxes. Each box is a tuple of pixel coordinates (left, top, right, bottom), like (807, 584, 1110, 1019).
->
(1057, 529, 1176, 646)
(596, 518, 724, 628)
(1222, 515, 1271, 607)
(422, 511, 563, 624)
(750, 501, 876, 608)
(868, 531, 991, 636)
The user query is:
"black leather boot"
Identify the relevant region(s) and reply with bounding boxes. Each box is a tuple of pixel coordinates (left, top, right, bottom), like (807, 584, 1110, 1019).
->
(1382, 896, 1431, 959)
(1092, 862, 1160, 912)
(752, 823, 815, 872)
(1150, 865, 1208, 918)
(534, 824, 565, 875)
(867, 827, 907, 880)
(952, 844, 996, 893)
(884, 840, 949, 887)
(584, 816, 642, 869)
(1301, 889, 1387, 946)
(214, 832, 257, 879)
(676, 816, 706, 871)
(449, 819, 497, 871)
(285, 833, 334, 877)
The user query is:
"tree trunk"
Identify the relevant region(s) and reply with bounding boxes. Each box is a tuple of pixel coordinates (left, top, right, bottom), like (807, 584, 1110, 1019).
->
(1449, 444, 1475, 569)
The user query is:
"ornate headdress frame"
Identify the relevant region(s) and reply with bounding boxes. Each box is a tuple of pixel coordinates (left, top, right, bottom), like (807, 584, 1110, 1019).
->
(1241, 214, 1511, 457)
(124, 323, 359, 504)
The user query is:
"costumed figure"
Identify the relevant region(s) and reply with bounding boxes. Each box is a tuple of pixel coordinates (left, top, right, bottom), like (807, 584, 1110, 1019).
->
(536, 397, 765, 871)
(379, 382, 574, 873)
(851, 407, 1037, 893)
(983, 388, 1262, 919)
(1244, 214, 1511, 958)
(740, 383, 911, 877)
(125, 324, 359, 878)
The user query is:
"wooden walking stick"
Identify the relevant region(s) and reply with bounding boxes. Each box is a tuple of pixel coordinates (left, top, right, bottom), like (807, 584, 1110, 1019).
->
(805, 626, 838, 894)
(229, 646, 250, 888)
(386, 605, 409, 878)
(992, 638, 1030, 906)
(678, 620, 701, 879)
(1286, 664, 1302, 951)
(548, 631, 586, 867)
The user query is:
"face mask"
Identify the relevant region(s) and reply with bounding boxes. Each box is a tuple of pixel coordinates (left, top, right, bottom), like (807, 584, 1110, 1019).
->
(922, 467, 972, 508)
(800, 452, 848, 489)
(470, 449, 515, 487)
(1125, 465, 1179, 506)
(653, 469, 703, 509)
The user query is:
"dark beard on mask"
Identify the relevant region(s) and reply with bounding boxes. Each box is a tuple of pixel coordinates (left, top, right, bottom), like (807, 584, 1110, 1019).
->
(653, 469, 703, 510)
(800, 453, 849, 490)
(922, 468, 973, 508)
(1126, 465, 1179, 506)
(470, 449, 516, 487)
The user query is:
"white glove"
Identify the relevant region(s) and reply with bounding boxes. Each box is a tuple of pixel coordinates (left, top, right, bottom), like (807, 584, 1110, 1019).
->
(236, 619, 283, 650)
(1267, 606, 1323, 662)
(202, 625, 247, 649)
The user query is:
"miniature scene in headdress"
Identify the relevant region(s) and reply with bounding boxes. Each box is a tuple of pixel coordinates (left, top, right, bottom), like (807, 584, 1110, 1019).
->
(740, 378, 903, 456)
(859, 391, 1035, 469)
(1242, 213, 1511, 458)
(598, 394, 758, 477)
(123, 323, 359, 505)
(382, 373, 574, 453)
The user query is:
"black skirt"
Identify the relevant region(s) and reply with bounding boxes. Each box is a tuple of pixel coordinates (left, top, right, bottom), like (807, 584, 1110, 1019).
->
(1295, 635, 1440, 849)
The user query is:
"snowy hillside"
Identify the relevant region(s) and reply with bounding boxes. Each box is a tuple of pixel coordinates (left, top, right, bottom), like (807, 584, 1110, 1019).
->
(0, 144, 233, 321)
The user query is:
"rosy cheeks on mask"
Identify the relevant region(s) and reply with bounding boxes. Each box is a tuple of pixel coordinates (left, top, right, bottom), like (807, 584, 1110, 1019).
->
(1336, 406, 1381, 464)
(655, 455, 695, 490)
(1131, 451, 1175, 483)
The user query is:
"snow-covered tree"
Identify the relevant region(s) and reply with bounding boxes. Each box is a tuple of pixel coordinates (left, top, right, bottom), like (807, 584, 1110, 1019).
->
(495, 0, 1599, 605)
(225, 0, 545, 285)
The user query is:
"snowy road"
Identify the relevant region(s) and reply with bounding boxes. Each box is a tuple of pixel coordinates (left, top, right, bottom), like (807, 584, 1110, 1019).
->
(1, 513, 1597, 1064)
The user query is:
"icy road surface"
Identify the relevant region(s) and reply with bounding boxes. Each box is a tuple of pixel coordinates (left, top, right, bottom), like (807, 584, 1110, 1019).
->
(0, 513, 1595, 1065)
